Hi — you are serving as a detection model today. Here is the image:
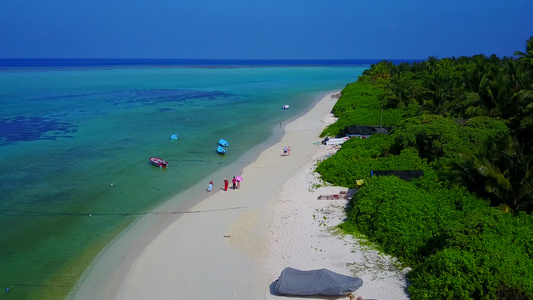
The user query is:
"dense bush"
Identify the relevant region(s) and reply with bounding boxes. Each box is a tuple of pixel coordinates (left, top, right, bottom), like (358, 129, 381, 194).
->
(462, 116, 510, 145)
(317, 42, 533, 299)
(321, 80, 410, 137)
(408, 211, 533, 299)
(388, 115, 509, 165)
(344, 176, 486, 263)
(316, 144, 426, 188)
(331, 81, 382, 116)
(344, 176, 533, 299)
(390, 115, 470, 162)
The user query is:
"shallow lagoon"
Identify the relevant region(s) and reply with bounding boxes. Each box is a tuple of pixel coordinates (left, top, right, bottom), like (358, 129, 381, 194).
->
(0, 62, 365, 299)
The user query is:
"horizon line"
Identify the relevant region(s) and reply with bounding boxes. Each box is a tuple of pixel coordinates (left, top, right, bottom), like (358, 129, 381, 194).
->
(0, 57, 425, 61)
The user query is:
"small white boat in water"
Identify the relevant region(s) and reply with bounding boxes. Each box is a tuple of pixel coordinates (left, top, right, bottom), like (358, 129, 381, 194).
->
(282, 104, 290, 109)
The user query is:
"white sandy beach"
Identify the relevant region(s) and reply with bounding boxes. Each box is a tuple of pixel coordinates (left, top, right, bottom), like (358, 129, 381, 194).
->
(73, 92, 410, 300)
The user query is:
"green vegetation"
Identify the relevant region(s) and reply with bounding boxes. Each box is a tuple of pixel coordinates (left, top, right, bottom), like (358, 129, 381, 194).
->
(317, 37, 533, 299)
(321, 82, 411, 137)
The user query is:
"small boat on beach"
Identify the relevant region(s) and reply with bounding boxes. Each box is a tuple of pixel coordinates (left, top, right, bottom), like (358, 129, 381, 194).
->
(150, 157, 169, 167)
(274, 267, 363, 297)
(217, 146, 226, 155)
(218, 139, 229, 147)
(170, 134, 179, 140)
(282, 104, 290, 109)
(322, 137, 349, 145)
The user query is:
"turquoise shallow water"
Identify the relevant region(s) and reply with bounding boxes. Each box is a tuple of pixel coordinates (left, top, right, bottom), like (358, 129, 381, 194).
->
(0, 63, 365, 299)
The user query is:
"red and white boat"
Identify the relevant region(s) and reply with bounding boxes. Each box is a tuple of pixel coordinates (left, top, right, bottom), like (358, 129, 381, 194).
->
(150, 157, 169, 167)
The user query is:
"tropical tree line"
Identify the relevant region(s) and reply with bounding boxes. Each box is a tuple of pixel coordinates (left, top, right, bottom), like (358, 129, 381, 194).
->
(315, 37, 533, 299)
(324, 37, 533, 214)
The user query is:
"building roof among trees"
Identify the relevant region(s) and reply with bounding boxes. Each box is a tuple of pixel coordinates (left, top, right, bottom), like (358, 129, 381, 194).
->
(341, 125, 393, 136)
(371, 170, 424, 181)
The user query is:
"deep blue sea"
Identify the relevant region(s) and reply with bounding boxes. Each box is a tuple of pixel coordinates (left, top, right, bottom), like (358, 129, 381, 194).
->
(0, 59, 372, 299)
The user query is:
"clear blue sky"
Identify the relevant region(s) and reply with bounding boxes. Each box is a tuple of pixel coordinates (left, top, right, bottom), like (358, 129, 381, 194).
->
(1, 0, 531, 60)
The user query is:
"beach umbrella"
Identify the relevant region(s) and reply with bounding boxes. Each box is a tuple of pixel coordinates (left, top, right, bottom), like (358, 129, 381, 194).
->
(236, 176, 243, 182)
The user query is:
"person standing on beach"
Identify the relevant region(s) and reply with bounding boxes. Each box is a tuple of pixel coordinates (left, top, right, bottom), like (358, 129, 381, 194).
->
(287, 146, 291, 156)
(232, 176, 237, 190)
(207, 181, 213, 192)
(283, 146, 288, 156)
(237, 178, 240, 189)
(224, 178, 229, 191)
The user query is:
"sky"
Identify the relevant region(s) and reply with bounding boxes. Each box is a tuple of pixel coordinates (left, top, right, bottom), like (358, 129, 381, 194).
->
(0, 0, 532, 60)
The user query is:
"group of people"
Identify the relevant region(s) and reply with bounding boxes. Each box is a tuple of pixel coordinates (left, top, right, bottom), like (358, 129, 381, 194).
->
(206, 176, 241, 192)
(283, 146, 291, 156)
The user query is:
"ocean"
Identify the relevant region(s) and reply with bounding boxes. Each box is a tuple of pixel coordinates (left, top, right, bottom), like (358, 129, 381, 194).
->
(0, 59, 369, 299)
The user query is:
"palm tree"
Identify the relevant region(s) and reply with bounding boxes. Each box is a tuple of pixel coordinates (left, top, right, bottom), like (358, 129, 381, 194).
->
(480, 67, 515, 118)
(449, 136, 533, 213)
(425, 56, 439, 73)
(512, 38, 533, 152)
(369, 61, 392, 81)
(514, 37, 533, 83)
(422, 58, 464, 116)
(382, 73, 413, 108)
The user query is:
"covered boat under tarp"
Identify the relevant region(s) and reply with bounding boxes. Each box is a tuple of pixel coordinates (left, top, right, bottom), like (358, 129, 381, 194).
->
(274, 267, 363, 297)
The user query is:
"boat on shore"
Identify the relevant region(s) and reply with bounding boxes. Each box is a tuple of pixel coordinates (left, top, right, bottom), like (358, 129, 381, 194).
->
(150, 157, 169, 167)
(217, 146, 226, 155)
(218, 139, 229, 147)
(321, 136, 349, 145)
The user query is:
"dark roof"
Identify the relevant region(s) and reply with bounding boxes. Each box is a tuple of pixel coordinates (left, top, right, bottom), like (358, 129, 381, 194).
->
(371, 170, 424, 181)
(341, 125, 392, 136)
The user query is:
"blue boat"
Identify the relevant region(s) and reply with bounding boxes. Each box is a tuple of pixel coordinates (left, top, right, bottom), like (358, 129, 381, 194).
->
(218, 139, 229, 147)
(170, 134, 179, 140)
(217, 145, 226, 155)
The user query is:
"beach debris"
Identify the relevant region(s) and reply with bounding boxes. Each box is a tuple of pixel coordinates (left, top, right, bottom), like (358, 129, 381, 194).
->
(317, 194, 345, 200)
(223, 235, 231, 238)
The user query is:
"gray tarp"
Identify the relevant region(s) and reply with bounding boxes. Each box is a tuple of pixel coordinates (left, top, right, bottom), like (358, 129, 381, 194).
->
(274, 267, 363, 296)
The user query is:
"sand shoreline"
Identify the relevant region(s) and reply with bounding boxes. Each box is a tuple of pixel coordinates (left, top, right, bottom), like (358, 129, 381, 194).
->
(70, 91, 330, 299)
(72, 92, 410, 300)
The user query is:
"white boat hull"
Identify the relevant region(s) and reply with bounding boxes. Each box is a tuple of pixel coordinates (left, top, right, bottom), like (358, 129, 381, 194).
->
(325, 137, 349, 145)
